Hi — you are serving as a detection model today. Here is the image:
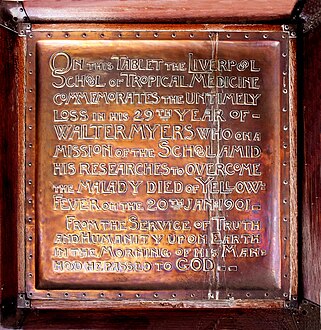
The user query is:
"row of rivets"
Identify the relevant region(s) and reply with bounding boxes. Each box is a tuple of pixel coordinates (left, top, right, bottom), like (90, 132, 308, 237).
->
(40, 32, 288, 40)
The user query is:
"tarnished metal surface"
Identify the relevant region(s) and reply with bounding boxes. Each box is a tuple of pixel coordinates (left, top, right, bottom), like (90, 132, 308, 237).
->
(24, 26, 295, 304)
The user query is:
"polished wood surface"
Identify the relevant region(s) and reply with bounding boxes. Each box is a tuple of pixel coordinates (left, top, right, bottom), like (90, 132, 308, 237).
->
(302, 23, 321, 306)
(18, 308, 315, 329)
(24, 0, 297, 23)
(0, 27, 25, 324)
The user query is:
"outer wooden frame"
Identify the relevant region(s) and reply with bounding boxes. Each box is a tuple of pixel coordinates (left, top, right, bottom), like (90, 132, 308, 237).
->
(23, 0, 298, 23)
(18, 23, 298, 310)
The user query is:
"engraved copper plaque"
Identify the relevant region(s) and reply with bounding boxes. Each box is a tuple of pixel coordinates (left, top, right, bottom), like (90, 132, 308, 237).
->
(24, 25, 296, 305)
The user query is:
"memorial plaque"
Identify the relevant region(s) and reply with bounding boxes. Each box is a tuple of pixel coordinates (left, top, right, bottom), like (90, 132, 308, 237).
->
(24, 25, 296, 305)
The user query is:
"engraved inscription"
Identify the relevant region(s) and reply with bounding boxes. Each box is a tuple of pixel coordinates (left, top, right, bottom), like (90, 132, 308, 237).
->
(35, 38, 282, 290)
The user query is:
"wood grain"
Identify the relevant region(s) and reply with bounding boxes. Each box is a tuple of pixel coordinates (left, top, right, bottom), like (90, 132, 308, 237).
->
(23, 0, 297, 23)
(302, 23, 321, 305)
(0, 27, 22, 326)
(19, 308, 301, 329)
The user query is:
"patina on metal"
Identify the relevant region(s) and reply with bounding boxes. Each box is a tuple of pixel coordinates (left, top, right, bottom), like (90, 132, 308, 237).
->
(24, 25, 296, 306)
